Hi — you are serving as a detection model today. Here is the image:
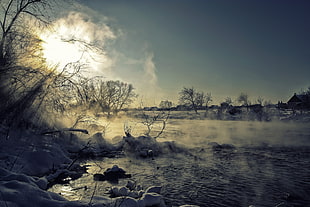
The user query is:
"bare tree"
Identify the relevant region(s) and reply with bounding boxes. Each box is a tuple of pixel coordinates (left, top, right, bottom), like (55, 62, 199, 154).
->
(195, 91, 205, 108)
(179, 87, 205, 113)
(237, 92, 250, 111)
(0, 0, 54, 67)
(140, 110, 170, 139)
(0, 0, 122, 135)
(257, 96, 264, 106)
(225, 97, 233, 106)
(205, 92, 212, 110)
(238, 93, 250, 106)
(0, 0, 58, 129)
(89, 79, 137, 116)
(159, 100, 173, 109)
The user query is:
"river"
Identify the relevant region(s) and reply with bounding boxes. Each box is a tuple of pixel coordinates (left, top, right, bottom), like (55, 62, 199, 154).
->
(49, 119, 310, 207)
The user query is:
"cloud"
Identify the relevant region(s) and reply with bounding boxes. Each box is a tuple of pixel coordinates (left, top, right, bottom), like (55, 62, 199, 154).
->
(41, 5, 164, 106)
(143, 52, 158, 87)
(133, 50, 164, 106)
(40, 11, 117, 76)
(109, 49, 163, 106)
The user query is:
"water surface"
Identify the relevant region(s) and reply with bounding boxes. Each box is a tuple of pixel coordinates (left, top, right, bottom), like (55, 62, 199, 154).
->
(50, 119, 310, 206)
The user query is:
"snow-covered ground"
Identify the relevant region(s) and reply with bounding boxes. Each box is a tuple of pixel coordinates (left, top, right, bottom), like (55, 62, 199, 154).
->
(0, 127, 178, 207)
(0, 129, 88, 206)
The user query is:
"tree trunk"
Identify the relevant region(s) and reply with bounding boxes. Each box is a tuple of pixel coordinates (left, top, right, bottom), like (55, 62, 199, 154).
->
(0, 40, 5, 66)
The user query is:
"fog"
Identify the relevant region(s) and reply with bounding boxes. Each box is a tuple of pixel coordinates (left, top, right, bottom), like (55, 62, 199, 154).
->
(89, 114, 310, 148)
(47, 111, 310, 206)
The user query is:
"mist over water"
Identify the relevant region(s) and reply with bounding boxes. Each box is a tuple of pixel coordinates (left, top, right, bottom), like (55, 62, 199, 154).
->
(50, 116, 310, 206)
(104, 118, 310, 148)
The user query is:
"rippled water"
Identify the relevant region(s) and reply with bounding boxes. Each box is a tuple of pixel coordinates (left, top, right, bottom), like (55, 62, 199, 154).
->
(50, 120, 310, 207)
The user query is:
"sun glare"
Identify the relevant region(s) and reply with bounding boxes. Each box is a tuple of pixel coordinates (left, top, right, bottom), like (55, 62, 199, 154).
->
(39, 12, 116, 76)
(40, 32, 86, 70)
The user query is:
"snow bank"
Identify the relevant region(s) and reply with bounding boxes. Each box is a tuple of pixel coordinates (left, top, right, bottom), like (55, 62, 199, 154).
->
(0, 131, 74, 176)
(0, 129, 89, 206)
(0, 167, 86, 207)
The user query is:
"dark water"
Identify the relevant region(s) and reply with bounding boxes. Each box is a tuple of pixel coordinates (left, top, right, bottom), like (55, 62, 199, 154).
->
(50, 120, 310, 207)
(159, 146, 310, 207)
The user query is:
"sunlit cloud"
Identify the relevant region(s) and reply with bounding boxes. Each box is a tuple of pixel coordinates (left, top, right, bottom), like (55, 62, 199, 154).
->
(143, 52, 158, 87)
(40, 7, 164, 105)
(40, 11, 116, 75)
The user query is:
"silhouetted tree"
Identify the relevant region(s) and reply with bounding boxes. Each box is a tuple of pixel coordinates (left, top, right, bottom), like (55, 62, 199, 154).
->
(237, 92, 250, 111)
(140, 110, 170, 138)
(0, 0, 58, 129)
(159, 100, 173, 109)
(205, 92, 212, 110)
(257, 96, 264, 106)
(225, 97, 233, 106)
(90, 79, 137, 116)
(179, 87, 205, 113)
(195, 91, 205, 108)
(0, 0, 54, 67)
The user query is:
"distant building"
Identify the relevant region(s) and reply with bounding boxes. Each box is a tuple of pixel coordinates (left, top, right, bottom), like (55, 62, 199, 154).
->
(287, 93, 310, 109)
(143, 106, 159, 111)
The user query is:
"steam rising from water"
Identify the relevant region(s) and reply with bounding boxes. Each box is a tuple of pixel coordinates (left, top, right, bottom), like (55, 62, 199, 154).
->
(99, 117, 310, 148)
(163, 119, 310, 147)
(50, 113, 310, 206)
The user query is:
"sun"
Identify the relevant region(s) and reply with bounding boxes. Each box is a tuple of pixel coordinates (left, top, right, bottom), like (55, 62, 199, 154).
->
(40, 31, 86, 70)
(39, 12, 116, 76)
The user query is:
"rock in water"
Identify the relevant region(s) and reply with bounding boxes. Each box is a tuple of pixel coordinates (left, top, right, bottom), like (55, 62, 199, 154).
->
(126, 180, 136, 190)
(98, 165, 131, 182)
(93, 173, 105, 181)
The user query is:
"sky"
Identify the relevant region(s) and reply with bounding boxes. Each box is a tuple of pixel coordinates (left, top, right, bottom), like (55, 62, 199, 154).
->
(58, 0, 310, 105)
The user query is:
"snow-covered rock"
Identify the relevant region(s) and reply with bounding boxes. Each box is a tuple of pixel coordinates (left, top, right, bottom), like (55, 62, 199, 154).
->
(141, 192, 165, 207)
(113, 197, 140, 207)
(126, 180, 136, 190)
(34, 176, 48, 190)
(138, 190, 145, 198)
(128, 191, 140, 199)
(136, 184, 143, 191)
(119, 186, 130, 196)
(145, 186, 162, 194)
(110, 186, 119, 196)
